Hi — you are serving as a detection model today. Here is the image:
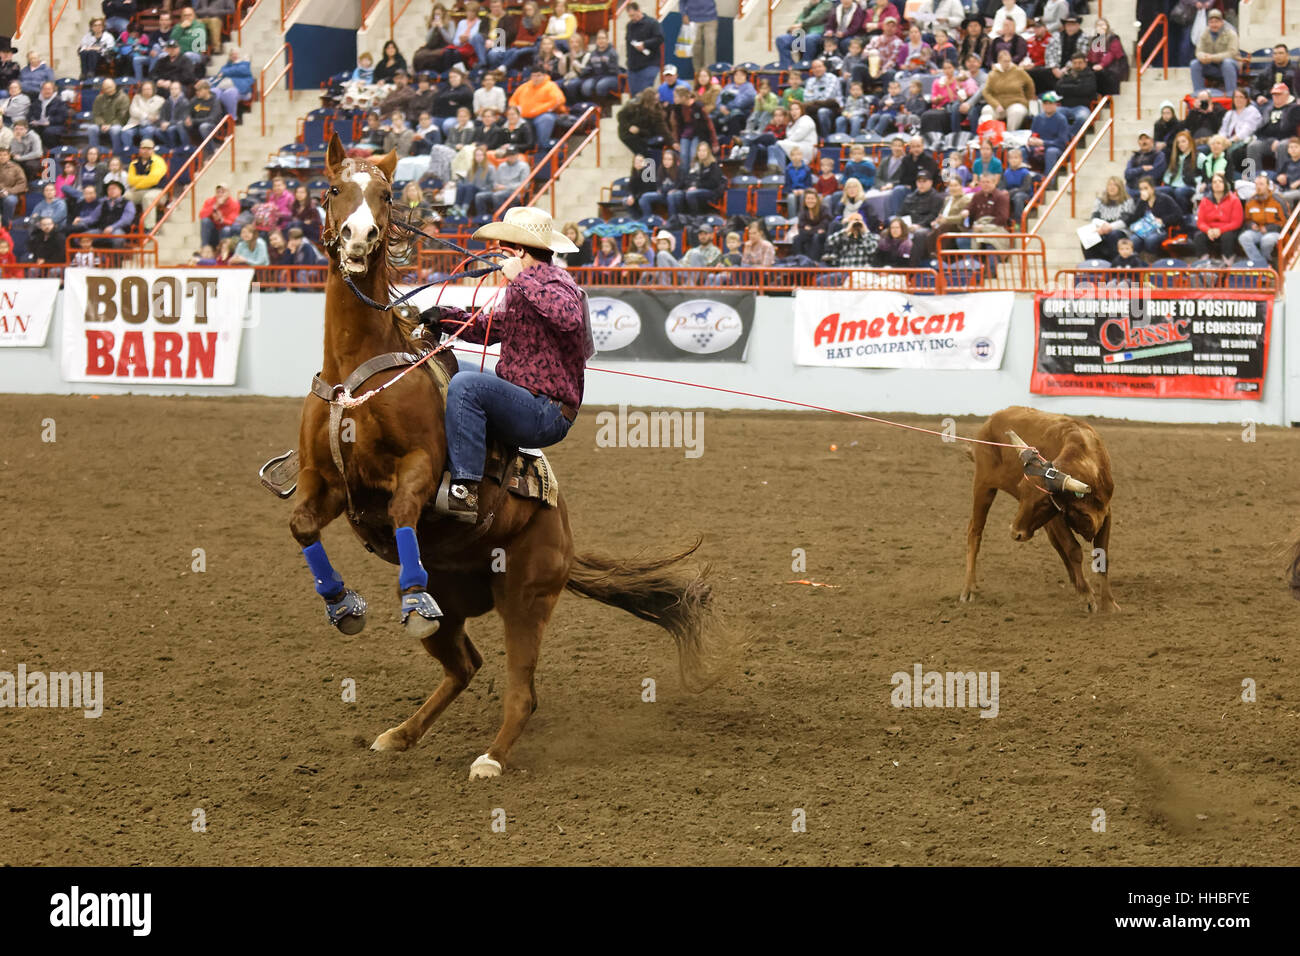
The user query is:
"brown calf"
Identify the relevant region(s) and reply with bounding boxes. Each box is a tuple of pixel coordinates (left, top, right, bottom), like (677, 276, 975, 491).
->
(960, 406, 1118, 612)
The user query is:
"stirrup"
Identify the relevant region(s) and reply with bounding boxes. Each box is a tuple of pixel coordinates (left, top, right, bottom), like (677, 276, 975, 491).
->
(435, 472, 480, 523)
(259, 449, 299, 498)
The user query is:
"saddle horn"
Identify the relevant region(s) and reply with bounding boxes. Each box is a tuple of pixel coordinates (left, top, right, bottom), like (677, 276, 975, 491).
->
(1006, 430, 1092, 496)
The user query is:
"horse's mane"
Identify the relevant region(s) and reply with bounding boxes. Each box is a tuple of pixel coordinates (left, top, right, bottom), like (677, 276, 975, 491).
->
(383, 202, 453, 393)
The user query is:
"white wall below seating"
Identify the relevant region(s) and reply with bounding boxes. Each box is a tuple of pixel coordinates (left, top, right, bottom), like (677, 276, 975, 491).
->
(0, 291, 1292, 426)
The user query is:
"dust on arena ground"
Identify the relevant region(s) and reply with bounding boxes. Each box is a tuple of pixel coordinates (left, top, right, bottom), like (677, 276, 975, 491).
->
(2, 394, 1298, 866)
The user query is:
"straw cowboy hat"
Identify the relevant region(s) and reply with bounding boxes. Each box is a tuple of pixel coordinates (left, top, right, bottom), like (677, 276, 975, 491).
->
(473, 206, 578, 253)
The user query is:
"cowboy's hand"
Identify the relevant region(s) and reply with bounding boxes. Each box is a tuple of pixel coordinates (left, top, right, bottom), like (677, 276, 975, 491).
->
(501, 254, 525, 281)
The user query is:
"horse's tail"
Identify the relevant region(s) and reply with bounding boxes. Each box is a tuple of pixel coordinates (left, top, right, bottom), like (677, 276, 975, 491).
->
(565, 538, 726, 691)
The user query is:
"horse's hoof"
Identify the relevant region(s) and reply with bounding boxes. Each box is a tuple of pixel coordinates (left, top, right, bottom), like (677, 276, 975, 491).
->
(401, 590, 442, 639)
(370, 727, 412, 752)
(958, 590, 974, 603)
(326, 588, 368, 635)
(468, 753, 502, 780)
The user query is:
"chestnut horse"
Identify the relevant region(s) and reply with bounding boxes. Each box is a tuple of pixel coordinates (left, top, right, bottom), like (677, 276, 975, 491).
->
(290, 133, 722, 778)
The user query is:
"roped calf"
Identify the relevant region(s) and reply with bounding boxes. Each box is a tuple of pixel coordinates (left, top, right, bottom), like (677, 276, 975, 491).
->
(960, 406, 1118, 613)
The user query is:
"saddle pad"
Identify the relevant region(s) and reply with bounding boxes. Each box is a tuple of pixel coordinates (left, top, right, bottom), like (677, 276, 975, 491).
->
(503, 449, 559, 508)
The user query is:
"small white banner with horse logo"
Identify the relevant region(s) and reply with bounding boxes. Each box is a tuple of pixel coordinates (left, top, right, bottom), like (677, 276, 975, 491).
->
(793, 290, 1013, 369)
(61, 268, 253, 384)
(0, 279, 61, 347)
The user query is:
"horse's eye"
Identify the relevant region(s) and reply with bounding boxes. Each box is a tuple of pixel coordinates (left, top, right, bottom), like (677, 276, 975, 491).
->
(329, 186, 339, 196)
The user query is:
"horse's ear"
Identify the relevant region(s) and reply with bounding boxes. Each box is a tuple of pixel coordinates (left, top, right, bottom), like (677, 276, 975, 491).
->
(325, 132, 345, 176)
(374, 149, 398, 183)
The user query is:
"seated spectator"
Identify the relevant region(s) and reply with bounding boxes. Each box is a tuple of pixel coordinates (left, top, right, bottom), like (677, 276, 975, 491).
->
(126, 139, 168, 227)
(184, 80, 226, 149)
(1124, 133, 1168, 193)
(124, 80, 165, 153)
(509, 69, 567, 146)
(1152, 100, 1180, 153)
(837, 176, 867, 221)
(776, 0, 832, 70)
(352, 51, 376, 84)
(0, 146, 26, 225)
(980, 48, 1034, 131)
(0, 237, 18, 277)
(533, 36, 568, 82)
(1028, 92, 1070, 173)
(555, 221, 593, 268)
(618, 88, 669, 158)
(374, 41, 407, 84)
(1125, 176, 1183, 256)
(1197, 134, 1231, 189)
(575, 29, 620, 101)
(1276, 136, 1300, 206)
(900, 169, 945, 259)
(864, 136, 907, 225)
(1183, 91, 1225, 145)
(949, 53, 987, 133)
(802, 58, 842, 139)
(0, 45, 15, 90)
(26, 215, 66, 271)
(130, 13, 173, 83)
(1001, 148, 1039, 223)
(784, 146, 815, 217)
(453, 1, 486, 67)
(1193, 172, 1244, 262)
(876, 217, 913, 266)
(31, 182, 68, 231)
(623, 228, 654, 266)
(1190, 10, 1237, 95)
(384, 111, 415, 156)
(715, 66, 756, 138)
(481, 0, 518, 69)
(842, 143, 876, 189)
(670, 87, 719, 172)
(1081, 174, 1135, 258)
(56, 150, 91, 198)
(287, 226, 326, 283)
(622, 153, 658, 213)
(69, 185, 104, 233)
(150, 39, 200, 95)
(1022, 19, 1057, 93)
(83, 78, 130, 152)
(492, 105, 537, 157)
(70, 234, 102, 267)
(774, 99, 818, 174)
(1251, 44, 1297, 108)
(157, 82, 191, 148)
(28, 81, 67, 149)
(1221, 88, 1263, 173)
(683, 226, 722, 268)
(193, 0, 235, 53)
(545, 0, 577, 51)
(649, 228, 679, 270)
(1053, 50, 1096, 140)
(98, 180, 137, 244)
(822, 210, 878, 268)
(988, 15, 1027, 69)
(1086, 18, 1128, 96)
(743, 220, 776, 267)
(594, 235, 623, 270)
(19, 51, 56, 96)
(230, 223, 269, 265)
(897, 23, 935, 80)
(215, 48, 256, 120)
(474, 147, 530, 215)
(413, 4, 459, 73)
(199, 182, 239, 248)
(101, 155, 130, 195)
(639, 146, 684, 217)
(1, 80, 30, 126)
(790, 190, 832, 261)
(1110, 236, 1143, 269)
(837, 80, 870, 136)
(866, 18, 905, 92)
(1159, 129, 1199, 210)
(171, 5, 211, 67)
(779, 70, 805, 111)
(868, 80, 906, 136)
(670, 141, 723, 215)
(913, 175, 970, 260)
(503, 0, 546, 72)
(455, 144, 494, 215)
(924, 60, 974, 135)
(1248, 85, 1300, 174)
(7, 120, 41, 180)
(79, 17, 117, 79)
(814, 156, 839, 197)
(967, 169, 1012, 251)
(990, 0, 1026, 34)
(1239, 174, 1290, 269)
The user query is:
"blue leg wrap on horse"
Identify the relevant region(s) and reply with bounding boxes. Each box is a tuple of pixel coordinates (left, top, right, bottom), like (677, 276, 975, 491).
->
(395, 526, 428, 591)
(303, 542, 343, 597)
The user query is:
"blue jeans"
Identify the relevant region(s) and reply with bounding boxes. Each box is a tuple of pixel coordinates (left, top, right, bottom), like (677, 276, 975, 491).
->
(1190, 57, 1236, 94)
(775, 29, 823, 69)
(1239, 229, 1279, 267)
(532, 112, 557, 145)
(1063, 104, 1090, 138)
(581, 76, 619, 99)
(445, 369, 573, 482)
(628, 65, 659, 96)
(0, 194, 17, 223)
(835, 113, 864, 135)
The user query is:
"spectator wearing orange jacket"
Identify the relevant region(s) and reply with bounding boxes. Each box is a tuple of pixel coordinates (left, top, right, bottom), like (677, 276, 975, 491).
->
(199, 182, 240, 248)
(1193, 171, 1244, 261)
(508, 69, 567, 146)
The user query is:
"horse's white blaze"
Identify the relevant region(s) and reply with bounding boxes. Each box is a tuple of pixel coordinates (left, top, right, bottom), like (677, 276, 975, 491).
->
(340, 170, 377, 252)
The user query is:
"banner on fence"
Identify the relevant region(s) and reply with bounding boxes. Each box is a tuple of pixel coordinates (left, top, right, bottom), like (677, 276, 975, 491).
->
(792, 290, 1013, 369)
(61, 268, 253, 385)
(0, 280, 61, 348)
(584, 289, 755, 362)
(1031, 290, 1272, 400)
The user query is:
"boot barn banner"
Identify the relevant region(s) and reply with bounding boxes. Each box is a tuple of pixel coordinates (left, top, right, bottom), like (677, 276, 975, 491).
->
(0, 279, 61, 347)
(792, 290, 1014, 369)
(1031, 290, 1272, 400)
(584, 290, 755, 362)
(61, 268, 254, 384)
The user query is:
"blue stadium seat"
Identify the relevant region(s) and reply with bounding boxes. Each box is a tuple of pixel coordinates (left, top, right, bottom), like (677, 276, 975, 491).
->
(1147, 258, 1188, 288)
(941, 257, 983, 289)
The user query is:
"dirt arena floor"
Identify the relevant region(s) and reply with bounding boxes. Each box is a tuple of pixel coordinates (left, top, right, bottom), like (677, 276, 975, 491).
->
(2, 393, 1298, 866)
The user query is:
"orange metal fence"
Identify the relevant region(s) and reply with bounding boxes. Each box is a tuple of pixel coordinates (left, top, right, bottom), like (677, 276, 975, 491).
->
(62, 234, 159, 269)
(260, 43, 295, 136)
(495, 106, 602, 218)
(936, 233, 1049, 292)
(1135, 14, 1169, 120)
(143, 114, 238, 237)
(1057, 267, 1279, 292)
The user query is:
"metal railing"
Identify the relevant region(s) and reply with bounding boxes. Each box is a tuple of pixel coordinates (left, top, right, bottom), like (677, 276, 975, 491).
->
(494, 106, 602, 218)
(260, 43, 295, 137)
(1059, 267, 1279, 293)
(1135, 14, 1169, 119)
(63, 234, 159, 269)
(361, 0, 415, 36)
(569, 264, 940, 291)
(1021, 96, 1115, 234)
(1275, 199, 1300, 280)
(767, 0, 787, 51)
(937, 233, 1049, 292)
(142, 114, 238, 237)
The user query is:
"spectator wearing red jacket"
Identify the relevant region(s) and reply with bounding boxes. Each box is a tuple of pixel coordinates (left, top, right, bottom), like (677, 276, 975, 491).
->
(199, 182, 239, 248)
(1194, 172, 1244, 261)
